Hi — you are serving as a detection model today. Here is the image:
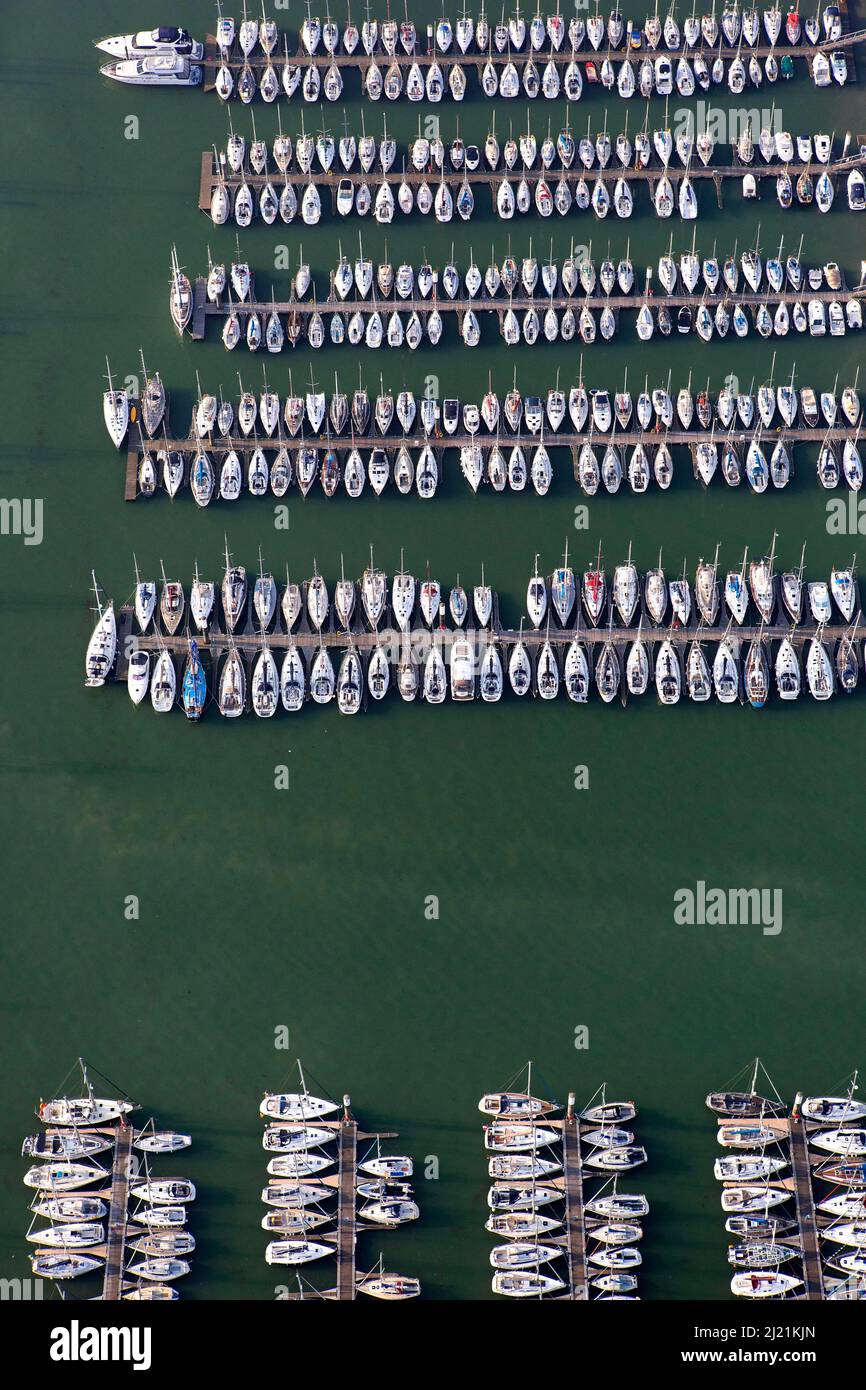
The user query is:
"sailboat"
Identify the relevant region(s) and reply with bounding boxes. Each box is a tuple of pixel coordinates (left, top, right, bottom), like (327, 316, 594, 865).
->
(613, 545, 638, 626)
(550, 542, 576, 626)
(337, 645, 363, 715)
(221, 542, 247, 631)
(102, 357, 129, 448)
(181, 640, 207, 720)
(84, 573, 117, 687)
(218, 646, 246, 717)
(133, 555, 156, 632)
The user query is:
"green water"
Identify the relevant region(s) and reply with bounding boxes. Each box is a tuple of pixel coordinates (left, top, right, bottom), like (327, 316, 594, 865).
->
(1, 0, 864, 1301)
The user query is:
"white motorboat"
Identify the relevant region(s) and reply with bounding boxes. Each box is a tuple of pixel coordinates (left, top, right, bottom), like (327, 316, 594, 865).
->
(96, 27, 203, 60)
(100, 55, 203, 85)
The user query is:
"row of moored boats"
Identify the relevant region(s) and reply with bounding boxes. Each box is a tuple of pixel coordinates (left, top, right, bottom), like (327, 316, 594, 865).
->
(23, 1072, 194, 1300)
(106, 368, 865, 503)
(259, 1075, 420, 1297)
(94, 7, 848, 89)
(85, 546, 864, 714)
(707, 1066, 866, 1299)
(481, 1076, 647, 1298)
(178, 243, 866, 351)
(213, 121, 849, 183)
(210, 126, 864, 227)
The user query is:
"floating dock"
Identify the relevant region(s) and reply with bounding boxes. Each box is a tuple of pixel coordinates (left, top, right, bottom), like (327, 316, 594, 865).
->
(102, 1123, 134, 1301)
(559, 1102, 589, 1300)
(786, 1116, 825, 1301)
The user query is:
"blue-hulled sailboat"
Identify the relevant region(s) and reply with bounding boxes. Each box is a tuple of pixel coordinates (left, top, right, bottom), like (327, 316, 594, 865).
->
(182, 640, 207, 721)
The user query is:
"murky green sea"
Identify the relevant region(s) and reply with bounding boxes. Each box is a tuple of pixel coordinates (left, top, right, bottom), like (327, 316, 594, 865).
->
(0, 0, 864, 1300)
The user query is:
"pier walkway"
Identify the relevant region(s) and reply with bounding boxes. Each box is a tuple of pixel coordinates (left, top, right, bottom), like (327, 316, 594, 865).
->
(788, 1118, 826, 1300)
(560, 1113, 589, 1299)
(102, 1124, 133, 1301)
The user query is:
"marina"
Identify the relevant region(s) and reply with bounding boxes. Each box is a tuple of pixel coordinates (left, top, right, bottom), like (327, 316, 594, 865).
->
(482, 1066, 648, 1300)
(262, 1062, 420, 1300)
(85, 542, 865, 715)
(5, 0, 863, 1317)
(708, 1061, 866, 1300)
(22, 1059, 196, 1301)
